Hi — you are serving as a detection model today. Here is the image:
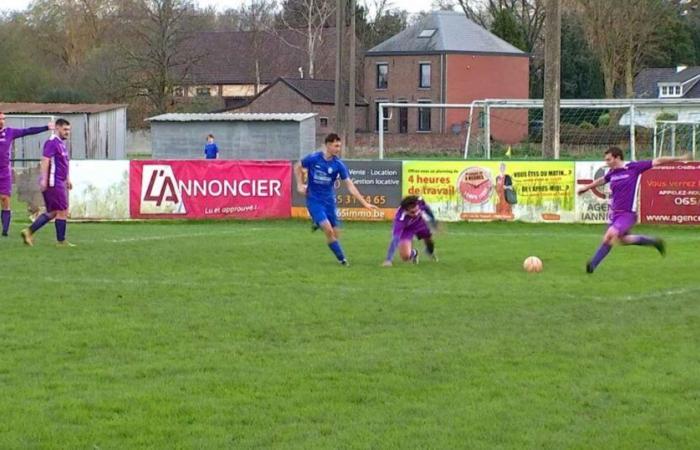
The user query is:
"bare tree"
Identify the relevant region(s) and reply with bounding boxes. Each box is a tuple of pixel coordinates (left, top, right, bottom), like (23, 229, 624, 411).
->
(276, 0, 336, 78)
(239, 0, 277, 93)
(118, 0, 203, 113)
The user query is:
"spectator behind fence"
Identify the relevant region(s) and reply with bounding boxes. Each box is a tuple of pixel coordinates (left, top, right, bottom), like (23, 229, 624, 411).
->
(204, 134, 219, 159)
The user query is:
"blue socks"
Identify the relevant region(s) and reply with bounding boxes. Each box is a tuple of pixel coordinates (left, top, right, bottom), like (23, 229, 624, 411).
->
(55, 219, 66, 242)
(30, 213, 51, 233)
(328, 241, 345, 262)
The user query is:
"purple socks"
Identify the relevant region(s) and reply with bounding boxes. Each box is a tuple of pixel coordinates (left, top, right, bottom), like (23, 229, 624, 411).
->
(55, 219, 66, 242)
(589, 243, 612, 270)
(29, 213, 51, 233)
(1, 210, 10, 235)
(626, 235, 655, 246)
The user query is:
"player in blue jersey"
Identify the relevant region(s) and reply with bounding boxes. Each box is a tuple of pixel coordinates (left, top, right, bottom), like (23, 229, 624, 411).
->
(577, 146, 690, 273)
(294, 133, 377, 265)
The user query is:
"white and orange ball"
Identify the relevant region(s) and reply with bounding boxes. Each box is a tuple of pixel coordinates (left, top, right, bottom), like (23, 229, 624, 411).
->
(523, 256, 543, 273)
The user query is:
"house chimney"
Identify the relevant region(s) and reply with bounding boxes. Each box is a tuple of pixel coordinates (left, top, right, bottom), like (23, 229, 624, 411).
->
(677, 65, 688, 73)
(298, 67, 304, 79)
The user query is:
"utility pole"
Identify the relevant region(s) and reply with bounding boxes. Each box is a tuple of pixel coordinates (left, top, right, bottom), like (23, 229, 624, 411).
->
(334, 0, 347, 143)
(542, 0, 561, 159)
(348, 0, 356, 154)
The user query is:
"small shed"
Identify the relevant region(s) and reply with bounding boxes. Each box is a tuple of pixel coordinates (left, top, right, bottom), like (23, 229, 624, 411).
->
(147, 113, 317, 159)
(0, 102, 128, 161)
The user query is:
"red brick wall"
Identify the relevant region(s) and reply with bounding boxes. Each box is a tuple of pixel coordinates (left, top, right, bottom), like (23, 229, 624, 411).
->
(445, 54, 529, 144)
(364, 54, 445, 134)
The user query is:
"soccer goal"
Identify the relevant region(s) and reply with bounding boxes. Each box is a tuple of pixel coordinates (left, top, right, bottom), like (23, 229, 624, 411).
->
(653, 120, 700, 158)
(376, 99, 700, 160)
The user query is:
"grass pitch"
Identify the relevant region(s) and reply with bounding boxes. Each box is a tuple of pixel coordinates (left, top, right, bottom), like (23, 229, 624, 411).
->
(1, 220, 698, 449)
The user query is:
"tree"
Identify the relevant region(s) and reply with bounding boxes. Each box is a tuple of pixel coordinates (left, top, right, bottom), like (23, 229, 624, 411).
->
(117, 0, 204, 114)
(560, 11, 604, 98)
(276, 0, 336, 78)
(239, 0, 277, 93)
(490, 8, 527, 51)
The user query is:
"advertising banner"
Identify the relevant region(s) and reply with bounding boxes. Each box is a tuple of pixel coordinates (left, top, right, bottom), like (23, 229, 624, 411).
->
(575, 162, 609, 223)
(70, 160, 130, 220)
(291, 160, 402, 221)
(402, 161, 575, 222)
(129, 160, 291, 219)
(640, 162, 700, 225)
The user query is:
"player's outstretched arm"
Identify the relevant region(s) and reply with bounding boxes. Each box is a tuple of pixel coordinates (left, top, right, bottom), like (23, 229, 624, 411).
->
(14, 125, 51, 139)
(344, 179, 377, 209)
(383, 235, 401, 266)
(652, 154, 691, 167)
(293, 162, 306, 195)
(577, 177, 606, 195)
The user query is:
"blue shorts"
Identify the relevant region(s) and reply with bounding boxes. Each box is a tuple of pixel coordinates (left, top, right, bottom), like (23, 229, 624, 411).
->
(306, 199, 339, 228)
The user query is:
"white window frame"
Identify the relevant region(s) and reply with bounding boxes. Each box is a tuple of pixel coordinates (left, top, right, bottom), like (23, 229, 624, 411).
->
(376, 62, 389, 90)
(417, 100, 432, 133)
(419, 62, 431, 89)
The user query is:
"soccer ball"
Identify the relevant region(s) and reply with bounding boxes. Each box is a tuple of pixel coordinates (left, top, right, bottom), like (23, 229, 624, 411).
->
(523, 256, 543, 273)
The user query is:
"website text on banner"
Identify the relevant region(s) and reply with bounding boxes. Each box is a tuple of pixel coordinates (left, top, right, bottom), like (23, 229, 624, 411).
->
(575, 162, 609, 224)
(70, 160, 130, 220)
(291, 160, 402, 221)
(402, 161, 575, 222)
(129, 160, 292, 219)
(641, 162, 700, 225)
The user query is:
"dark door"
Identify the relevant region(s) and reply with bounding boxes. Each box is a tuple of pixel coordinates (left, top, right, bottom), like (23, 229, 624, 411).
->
(399, 105, 408, 134)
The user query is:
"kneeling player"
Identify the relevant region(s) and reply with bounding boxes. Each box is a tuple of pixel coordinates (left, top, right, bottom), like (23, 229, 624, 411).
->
(383, 195, 438, 266)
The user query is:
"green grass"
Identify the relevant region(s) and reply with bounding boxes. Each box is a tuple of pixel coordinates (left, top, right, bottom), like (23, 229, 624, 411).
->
(1, 220, 699, 449)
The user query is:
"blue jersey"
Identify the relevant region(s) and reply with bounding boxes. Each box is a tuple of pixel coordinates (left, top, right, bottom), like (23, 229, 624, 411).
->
(301, 151, 349, 203)
(204, 142, 218, 159)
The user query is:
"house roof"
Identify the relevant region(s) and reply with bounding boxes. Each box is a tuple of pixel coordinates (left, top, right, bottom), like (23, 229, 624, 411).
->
(254, 78, 368, 106)
(179, 29, 337, 86)
(635, 66, 700, 98)
(367, 10, 527, 56)
(0, 102, 127, 114)
(147, 113, 317, 122)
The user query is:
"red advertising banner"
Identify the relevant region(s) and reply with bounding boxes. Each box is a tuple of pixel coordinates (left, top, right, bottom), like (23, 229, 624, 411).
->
(640, 162, 700, 225)
(129, 160, 291, 219)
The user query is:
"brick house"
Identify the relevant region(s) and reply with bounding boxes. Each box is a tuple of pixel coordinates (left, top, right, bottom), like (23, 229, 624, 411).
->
(232, 77, 368, 137)
(177, 30, 337, 109)
(364, 10, 529, 143)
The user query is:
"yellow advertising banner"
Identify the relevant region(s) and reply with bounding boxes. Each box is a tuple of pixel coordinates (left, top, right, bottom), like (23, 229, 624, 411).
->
(403, 161, 576, 222)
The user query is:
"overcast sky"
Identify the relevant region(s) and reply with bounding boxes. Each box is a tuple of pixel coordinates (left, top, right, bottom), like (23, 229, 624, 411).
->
(0, 0, 436, 15)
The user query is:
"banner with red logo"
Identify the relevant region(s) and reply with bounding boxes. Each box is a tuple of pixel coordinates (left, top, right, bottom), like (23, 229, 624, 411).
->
(402, 161, 575, 222)
(129, 160, 291, 219)
(640, 162, 700, 225)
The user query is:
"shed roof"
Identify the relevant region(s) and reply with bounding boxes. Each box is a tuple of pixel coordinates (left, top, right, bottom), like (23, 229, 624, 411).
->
(0, 102, 127, 114)
(147, 113, 317, 122)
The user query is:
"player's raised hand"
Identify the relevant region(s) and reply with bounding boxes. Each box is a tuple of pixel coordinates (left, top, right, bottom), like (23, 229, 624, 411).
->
(48, 121, 55, 130)
(296, 184, 307, 195)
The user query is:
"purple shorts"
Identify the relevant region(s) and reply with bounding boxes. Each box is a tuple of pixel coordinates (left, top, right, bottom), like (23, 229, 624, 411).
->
(43, 186, 68, 212)
(0, 170, 12, 196)
(609, 211, 637, 236)
(399, 222, 432, 241)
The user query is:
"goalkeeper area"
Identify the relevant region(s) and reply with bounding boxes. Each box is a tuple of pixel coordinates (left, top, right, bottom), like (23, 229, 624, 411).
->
(2, 218, 699, 448)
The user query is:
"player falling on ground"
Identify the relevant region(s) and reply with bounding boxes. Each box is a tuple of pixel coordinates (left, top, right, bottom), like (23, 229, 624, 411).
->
(0, 112, 53, 237)
(21, 118, 74, 247)
(382, 195, 439, 266)
(294, 133, 377, 265)
(577, 146, 690, 273)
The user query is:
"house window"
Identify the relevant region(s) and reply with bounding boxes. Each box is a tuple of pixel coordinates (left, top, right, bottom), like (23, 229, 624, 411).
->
(675, 85, 681, 95)
(174, 87, 185, 97)
(376, 101, 389, 132)
(320, 117, 329, 128)
(418, 101, 431, 132)
(376, 63, 388, 89)
(196, 87, 211, 97)
(419, 63, 431, 88)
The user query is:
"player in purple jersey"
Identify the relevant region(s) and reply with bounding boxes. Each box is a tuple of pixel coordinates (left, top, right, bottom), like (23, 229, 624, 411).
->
(382, 195, 438, 266)
(577, 146, 690, 273)
(21, 119, 74, 247)
(0, 112, 53, 236)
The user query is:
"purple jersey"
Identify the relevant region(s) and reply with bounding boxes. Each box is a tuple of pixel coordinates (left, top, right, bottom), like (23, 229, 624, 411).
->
(43, 135, 69, 187)
(0, 126, 49, 171)
(604, 160, 653, 213)
(392, 199, 432, 238)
